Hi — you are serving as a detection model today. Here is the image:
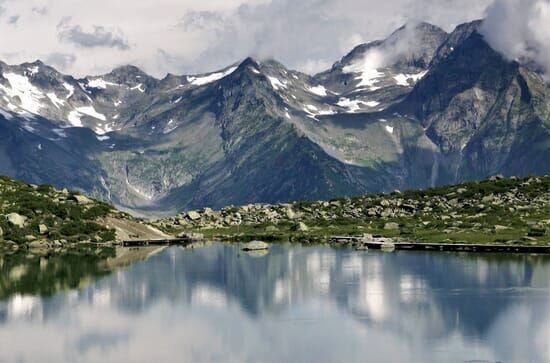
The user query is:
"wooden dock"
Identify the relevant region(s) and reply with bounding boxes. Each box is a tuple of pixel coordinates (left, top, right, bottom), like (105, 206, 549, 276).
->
(329, 236, 550, 254)
(122, 238, 193, 247)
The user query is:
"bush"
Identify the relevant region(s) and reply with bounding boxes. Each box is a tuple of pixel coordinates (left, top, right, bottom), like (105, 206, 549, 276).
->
(82, 205, 112, 220)
(59, 221, 103, 237)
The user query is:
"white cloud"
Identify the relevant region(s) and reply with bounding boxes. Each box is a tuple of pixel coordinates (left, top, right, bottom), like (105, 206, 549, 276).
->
(480, 0, 550, 75)
(1, 0, 542, 79)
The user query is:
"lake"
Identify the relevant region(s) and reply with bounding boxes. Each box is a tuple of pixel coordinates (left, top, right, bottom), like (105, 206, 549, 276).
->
(1, 242, 549, 363)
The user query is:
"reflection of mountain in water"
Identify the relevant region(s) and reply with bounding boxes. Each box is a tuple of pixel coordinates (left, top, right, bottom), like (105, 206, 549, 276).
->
(0, 244, 549, 362)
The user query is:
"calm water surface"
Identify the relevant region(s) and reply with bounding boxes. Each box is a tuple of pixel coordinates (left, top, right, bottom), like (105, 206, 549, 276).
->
(0, 243, 549, 363)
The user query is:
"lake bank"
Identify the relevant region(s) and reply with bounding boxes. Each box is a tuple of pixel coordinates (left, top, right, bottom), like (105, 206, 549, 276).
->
(158, 175, 550, 249)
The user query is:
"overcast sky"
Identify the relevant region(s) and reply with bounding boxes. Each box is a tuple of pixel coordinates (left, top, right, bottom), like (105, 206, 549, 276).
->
(0, 0, 547, 78)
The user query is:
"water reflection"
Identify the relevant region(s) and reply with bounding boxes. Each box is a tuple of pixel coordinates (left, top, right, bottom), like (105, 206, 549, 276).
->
(0, 243, 549, 363)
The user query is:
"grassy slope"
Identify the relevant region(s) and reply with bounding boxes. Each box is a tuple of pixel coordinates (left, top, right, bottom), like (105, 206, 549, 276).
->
(0, 176, 117, 246)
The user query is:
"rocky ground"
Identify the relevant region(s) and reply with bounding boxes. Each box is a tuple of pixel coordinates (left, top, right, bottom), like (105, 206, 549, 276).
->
(2, 174, 549, 254)
(156, 175, 550, 246)
(0, 176, 170, 253)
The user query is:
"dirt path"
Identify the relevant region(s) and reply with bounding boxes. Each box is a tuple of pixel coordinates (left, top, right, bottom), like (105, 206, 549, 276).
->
(101, 216, 173, 241)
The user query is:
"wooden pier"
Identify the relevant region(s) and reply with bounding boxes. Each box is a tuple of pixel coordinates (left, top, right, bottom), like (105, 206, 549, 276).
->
(122, 237, 193, 247)
(329, 236, 550, 254)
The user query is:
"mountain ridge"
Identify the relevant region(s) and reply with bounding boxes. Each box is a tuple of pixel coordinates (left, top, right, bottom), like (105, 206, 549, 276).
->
(0, 19, 548, 216)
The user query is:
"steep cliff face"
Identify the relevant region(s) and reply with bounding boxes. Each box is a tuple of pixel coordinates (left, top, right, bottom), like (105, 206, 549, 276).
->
(402, 30, 550, 184)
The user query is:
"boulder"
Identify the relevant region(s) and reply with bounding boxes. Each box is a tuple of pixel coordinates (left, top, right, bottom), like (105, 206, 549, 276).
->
(187, 211, 201, 221)
(292, 222, 309, 232)
(72, 194, 93, 205)
(202, 208, 215, 217)
(28, 240, 49, 249)
(361, 233, 374, 242)
(177, 232, 204, 240)
(0, 226, 3, 238)
(285, 208, 296, 220)
(383, 222, 400, 230)
(38, 224, 48, 235)
(242, 240, 269, 251)
(265, 225, 279, 232)
(493, 225, 510, 233)
(7, 213, 27, 227)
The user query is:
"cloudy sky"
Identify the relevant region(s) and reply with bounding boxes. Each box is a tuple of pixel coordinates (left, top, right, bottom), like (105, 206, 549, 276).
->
(0, 0, 547, 77)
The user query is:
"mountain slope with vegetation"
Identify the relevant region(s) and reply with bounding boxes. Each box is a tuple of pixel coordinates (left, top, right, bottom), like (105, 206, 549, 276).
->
(0, 176, 169, 251)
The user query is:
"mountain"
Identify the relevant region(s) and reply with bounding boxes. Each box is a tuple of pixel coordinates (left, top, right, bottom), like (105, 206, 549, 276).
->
(0, 20, 548, 216)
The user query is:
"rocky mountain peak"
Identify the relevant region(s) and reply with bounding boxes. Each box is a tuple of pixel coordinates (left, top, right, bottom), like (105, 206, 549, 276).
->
(431, 19, 483, 66)
(101, 65, 155, 87)
(0, 19, 548, 216)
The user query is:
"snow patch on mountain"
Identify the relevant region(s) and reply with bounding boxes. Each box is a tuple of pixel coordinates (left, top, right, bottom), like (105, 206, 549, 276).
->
(307, 85, 328, 96)
(163, 118, 178, 134)
(303, 104, 336, 120)
(63, 83, 75, 99)
(187, 66, 238, 86)
(95, 123, 114, 135)
(336, 98, 379, 113)
(67, 106, 107, 129)
(130, 83, 145, 92)
(343, 50, 385, 88)
(0, 109, 13, 120)
(393, 71, 428, 86)
(267, 76, 287, 90)
(75, 106, 106, 121)
(52, 129, 67, 138)
(27, 66, 39, 76)
(0, 73, 44, 114)
(46, 93, 65, 109)
(67, 110, 83, 127)
(88, 78, 119, 89)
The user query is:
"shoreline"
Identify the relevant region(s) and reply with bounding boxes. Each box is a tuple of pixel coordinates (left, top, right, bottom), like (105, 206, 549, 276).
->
(2, 236, 550, 256)
(119, 236, 550, 254)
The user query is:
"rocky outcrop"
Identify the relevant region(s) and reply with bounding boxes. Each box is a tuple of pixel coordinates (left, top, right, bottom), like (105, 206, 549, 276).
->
(242, 241, 269, 251)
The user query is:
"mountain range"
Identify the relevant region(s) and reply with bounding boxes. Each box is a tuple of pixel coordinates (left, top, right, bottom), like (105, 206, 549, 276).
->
(0, 19, 548, 216)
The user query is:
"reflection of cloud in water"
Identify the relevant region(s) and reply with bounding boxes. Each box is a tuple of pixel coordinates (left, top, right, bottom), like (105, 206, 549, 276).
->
(6, 294, 42, 321)
(0, 244, 549, 362)
(191, 284, 228, 309)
